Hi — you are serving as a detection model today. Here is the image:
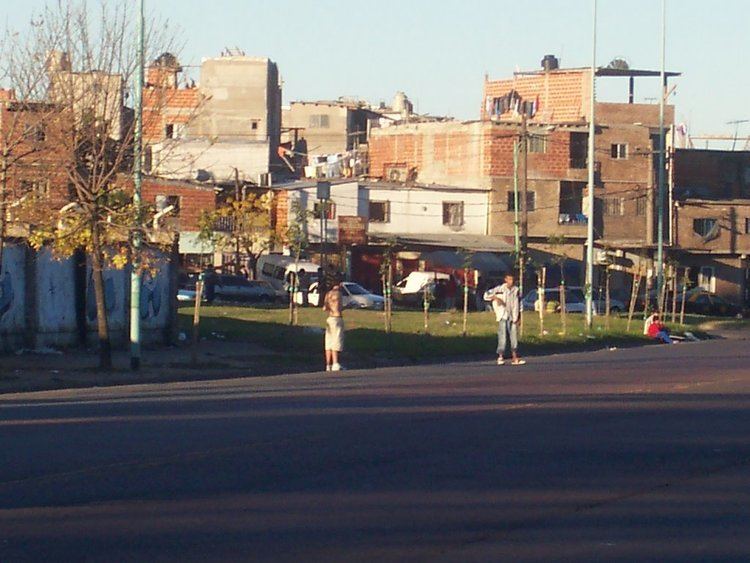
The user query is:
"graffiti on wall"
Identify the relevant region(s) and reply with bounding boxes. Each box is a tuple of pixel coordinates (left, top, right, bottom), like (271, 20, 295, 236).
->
(0, 273, 13, 319)
(140, 271, 162, 320)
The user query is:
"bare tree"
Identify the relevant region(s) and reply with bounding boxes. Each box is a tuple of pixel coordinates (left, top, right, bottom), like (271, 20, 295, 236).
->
(4, 1, 183, 368)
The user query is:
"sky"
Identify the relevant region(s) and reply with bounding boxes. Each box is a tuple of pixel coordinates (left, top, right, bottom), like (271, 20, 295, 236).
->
(3, 0, 749, 142)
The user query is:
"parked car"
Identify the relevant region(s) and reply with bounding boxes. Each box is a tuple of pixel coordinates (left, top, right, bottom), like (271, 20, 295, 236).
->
(205, 275, 281, 303)
(257, 255, 320, 294)
(393, 271, 450, 306)
(521, 287, 625, 314)
(300, 281, 385, 310)
(682, 291, 746, 317)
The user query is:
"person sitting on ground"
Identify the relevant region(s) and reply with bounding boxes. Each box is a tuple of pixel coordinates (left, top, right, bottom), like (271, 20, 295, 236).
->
(646, 313, 674, 344)
(323, 278, 345, 372)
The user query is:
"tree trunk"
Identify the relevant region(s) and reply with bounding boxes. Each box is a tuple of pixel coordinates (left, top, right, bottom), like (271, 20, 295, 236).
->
(605, 265, 611, 331)
(90, 223, 112, 370)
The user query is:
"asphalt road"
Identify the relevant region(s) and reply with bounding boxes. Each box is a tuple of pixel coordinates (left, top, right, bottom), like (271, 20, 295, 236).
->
(2, 339, 750, 562)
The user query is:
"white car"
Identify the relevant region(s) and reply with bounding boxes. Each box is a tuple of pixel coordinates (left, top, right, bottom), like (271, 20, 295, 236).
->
(300, 282, 385, 310)
(522, 287, 625, 314)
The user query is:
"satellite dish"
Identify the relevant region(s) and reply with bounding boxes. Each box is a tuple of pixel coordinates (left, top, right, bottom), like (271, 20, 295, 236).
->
(607, 57, 630, 70)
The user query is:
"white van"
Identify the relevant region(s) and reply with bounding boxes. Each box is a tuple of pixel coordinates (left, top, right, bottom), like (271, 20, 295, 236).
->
(257, 255, 320, 294)
(393, 271, 450, 306)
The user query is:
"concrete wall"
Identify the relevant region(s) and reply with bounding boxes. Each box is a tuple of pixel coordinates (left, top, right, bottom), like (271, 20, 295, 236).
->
(364, 185, 489, 236)
(284, 102, 350, 155)
(191, 56, 280, 143)
(285, 181, 361, 244)
(0, 243, 177, 352)
(150, 139, 271, 183)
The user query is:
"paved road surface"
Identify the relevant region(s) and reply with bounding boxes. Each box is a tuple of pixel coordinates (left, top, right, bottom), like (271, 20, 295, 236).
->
(2, 340, 750, 562)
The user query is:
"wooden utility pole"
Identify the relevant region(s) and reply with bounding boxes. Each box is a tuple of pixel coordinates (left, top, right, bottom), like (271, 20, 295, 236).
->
(462, 267, 470, 337)
(191, 279, 204, 365)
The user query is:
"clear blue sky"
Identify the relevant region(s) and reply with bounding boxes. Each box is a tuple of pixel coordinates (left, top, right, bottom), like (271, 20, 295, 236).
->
(4, 0, 749, 139)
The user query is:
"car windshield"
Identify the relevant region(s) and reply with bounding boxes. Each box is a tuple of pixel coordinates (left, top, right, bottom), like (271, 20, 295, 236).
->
(344, 283, 368, 295)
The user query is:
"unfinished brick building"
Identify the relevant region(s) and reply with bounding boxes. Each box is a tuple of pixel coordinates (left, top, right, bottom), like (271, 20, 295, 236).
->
(369, 57, 679, 296)
(671, 148, 750, 304)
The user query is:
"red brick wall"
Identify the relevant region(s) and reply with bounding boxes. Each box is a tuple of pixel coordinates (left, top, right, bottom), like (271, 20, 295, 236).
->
(142, 179, 216, 231)
(142, 87, 201, 143)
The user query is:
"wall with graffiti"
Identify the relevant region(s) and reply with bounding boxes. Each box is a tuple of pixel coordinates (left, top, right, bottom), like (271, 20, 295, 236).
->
(0, 245, 27, 347)
(36, 248, 78, 346)
(0, 242, 176, 352)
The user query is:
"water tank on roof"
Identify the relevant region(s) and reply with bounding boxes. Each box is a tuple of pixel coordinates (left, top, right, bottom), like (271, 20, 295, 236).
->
(541, 54, 559, 71)
(392, 91, 413, 116)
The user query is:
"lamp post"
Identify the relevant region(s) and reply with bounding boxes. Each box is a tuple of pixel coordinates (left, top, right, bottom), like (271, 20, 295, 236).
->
(130, 0, 144, 370)
(585, 0, 598, 329)
(656, 0, 667, 309)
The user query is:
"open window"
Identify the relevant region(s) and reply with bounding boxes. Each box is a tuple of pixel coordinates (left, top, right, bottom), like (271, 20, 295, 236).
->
(369, 200, 390, 223)
(693, 218, 718, 240)
(559, 181, 586, 224)
(313, 200, 336, 220)
(442, 201, 464, 228)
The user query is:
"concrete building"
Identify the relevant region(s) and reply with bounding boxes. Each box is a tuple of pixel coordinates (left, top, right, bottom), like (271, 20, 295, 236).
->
(271, 179, 506, 292)
(47, 51, 127, 141)
(146, 53, 282, 185)
(670, 148, 750, 304)
(282, 100, 380, 155)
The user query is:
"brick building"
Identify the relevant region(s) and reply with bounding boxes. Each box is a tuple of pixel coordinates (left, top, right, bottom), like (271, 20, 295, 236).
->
(671, 149, 750, 304)
(369, 58, 679, 296)
(0, 88, 70, 212)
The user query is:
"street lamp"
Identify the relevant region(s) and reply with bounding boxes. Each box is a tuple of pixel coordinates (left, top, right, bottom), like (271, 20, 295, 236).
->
(585, 0, 597, 328)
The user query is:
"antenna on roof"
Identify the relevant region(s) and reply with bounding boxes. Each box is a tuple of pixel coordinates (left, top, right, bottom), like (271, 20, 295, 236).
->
(727, 119, 750, 151)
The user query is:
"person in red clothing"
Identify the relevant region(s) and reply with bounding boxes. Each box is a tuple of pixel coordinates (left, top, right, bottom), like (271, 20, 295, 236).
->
(647, 314, 674, 344)
(444, 274, 458, 310)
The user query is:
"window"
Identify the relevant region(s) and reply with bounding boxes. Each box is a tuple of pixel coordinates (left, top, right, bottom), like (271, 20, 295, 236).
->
(165, 123, 174, 139)
(636, 196, 647, 216)
(745, 217, 750, 235)
(569, 132, 588, 168)
(442, 201, 464, 228)
(611, 143, 628, 160)
(313, 201, 336, 220)
(604, 197, 624, 216)
(251, 120, 259, 130)
(309, 114, 330, 129)
(698, 266, 715, 293)
(507, 191, 536, 212)
(369, 201, 390, 223)
(693, 218, 718, 238)
(20, 179, 49, 197)
(559, 181, 584, 213)
(527, 135, 547, 154)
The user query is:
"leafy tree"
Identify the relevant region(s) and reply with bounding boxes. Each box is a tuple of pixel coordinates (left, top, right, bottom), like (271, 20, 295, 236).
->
(6, 1, 180, 368)
(197, 188, 274, 279)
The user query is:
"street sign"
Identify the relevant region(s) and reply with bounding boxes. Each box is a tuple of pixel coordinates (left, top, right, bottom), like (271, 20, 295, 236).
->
(316, 181, 331, 200)
(338, 215, 367, 246)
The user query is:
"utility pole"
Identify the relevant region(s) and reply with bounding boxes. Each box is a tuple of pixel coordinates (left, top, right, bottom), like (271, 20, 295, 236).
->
(519, 115, 529, 326)
(130, 0, 145, 370)
(585, 0, 598, 329)
(512, 140, 520, 260)
(656, 0, 667, 311)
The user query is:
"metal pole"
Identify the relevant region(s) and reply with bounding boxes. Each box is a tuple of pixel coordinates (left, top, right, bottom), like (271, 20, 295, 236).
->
(585, 0, 597, 329)
(130, 0, 144, 370)
(656, 0, 667, 309)
(513, 140, 520, 261)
